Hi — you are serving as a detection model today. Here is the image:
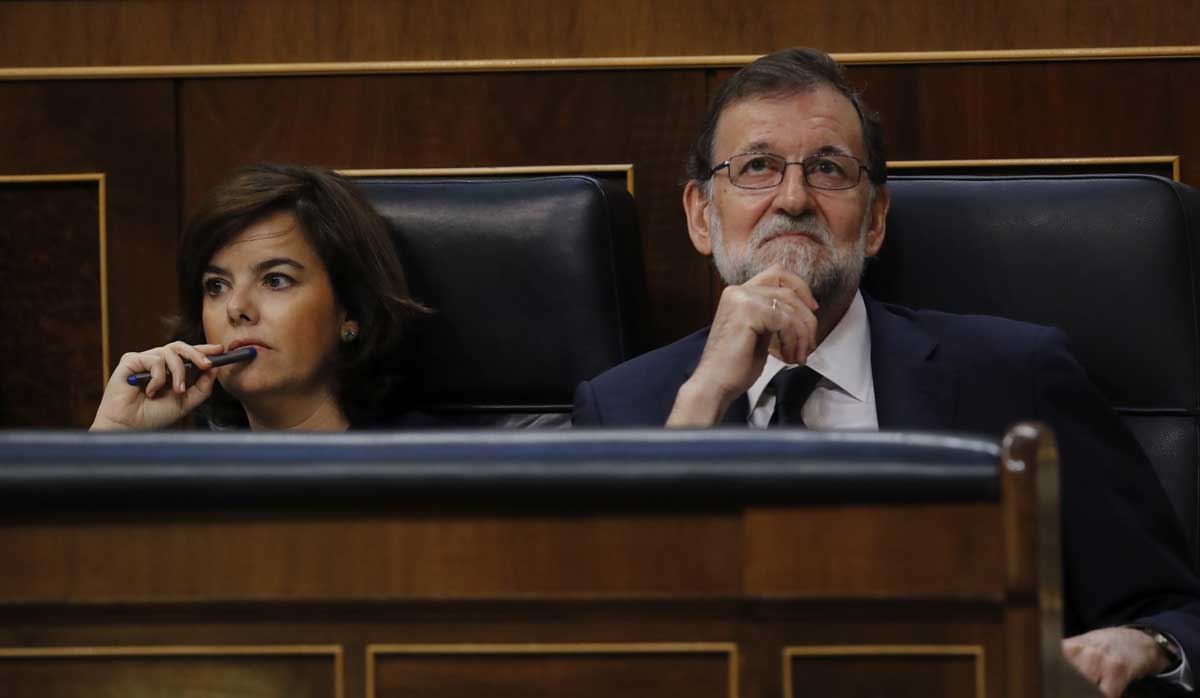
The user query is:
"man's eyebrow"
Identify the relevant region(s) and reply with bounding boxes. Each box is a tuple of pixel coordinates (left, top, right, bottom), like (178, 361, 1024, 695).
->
(741, 140, 774, 154)
(735, 142, 855, 158)
(810, 144, 854, 158)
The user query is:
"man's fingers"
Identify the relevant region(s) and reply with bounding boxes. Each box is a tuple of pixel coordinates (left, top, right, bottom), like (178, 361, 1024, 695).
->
(757, 288, 819, 365)
(1062, 628, 1158, 698)
(746, 264, 820, 311)
(1097, 673, 1131, 698)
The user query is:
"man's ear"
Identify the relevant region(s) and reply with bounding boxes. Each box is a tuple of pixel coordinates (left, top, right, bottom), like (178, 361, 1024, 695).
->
(864, 184, 889, 257)
(683, 180, 714, 256)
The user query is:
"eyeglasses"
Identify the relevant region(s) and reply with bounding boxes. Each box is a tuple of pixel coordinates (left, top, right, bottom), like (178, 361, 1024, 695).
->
(707, 152, 869, 190)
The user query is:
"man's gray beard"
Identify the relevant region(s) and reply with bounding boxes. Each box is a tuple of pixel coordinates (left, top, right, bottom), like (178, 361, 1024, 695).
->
(709, 204, 869, 307)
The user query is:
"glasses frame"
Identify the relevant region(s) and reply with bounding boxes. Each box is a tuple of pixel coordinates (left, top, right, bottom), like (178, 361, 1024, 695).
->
(707, 152, 870, 191)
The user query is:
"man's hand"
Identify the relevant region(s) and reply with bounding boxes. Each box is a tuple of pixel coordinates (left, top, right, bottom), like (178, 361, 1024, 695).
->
(1062, 627, 1173, 697)
(667, 265, 819, 427)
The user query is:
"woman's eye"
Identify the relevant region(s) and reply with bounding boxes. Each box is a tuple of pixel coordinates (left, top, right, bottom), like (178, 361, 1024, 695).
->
(264, 273, 293, 289)
(203, 279, 228, 296)
(744, 157, 771, 173)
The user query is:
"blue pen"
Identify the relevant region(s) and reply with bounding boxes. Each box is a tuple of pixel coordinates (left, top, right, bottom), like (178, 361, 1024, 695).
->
(126, 347, 257, 387)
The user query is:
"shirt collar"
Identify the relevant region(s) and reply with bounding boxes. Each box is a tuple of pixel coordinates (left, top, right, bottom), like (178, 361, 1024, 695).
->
(746, 290, 873, 408)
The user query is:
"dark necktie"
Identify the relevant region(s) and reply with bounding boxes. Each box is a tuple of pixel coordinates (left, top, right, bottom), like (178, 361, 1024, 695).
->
(767, 365, 823, 426)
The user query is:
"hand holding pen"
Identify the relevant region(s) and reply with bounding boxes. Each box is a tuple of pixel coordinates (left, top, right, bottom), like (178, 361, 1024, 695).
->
(90, 342, 256, 431)
(126, 346, 257, 387)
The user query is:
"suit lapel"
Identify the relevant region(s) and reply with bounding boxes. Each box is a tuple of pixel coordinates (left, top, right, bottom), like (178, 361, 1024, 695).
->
(864, 295, 957, 430)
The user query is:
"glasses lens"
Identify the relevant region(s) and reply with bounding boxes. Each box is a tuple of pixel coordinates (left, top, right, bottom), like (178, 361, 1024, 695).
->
(805, 155, 860, 190)
(729, 154, 786, 189)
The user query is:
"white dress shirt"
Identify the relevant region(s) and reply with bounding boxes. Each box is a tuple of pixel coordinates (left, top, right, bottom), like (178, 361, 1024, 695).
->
(746, 291, 877, 429)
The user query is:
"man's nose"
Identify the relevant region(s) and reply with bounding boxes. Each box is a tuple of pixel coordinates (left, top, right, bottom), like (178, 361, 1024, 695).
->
(773, 163, 812, 215)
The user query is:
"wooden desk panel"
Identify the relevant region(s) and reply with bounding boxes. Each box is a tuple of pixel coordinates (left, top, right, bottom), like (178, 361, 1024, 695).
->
(0, 512, 742, 603)
(0, 646, 341, 698)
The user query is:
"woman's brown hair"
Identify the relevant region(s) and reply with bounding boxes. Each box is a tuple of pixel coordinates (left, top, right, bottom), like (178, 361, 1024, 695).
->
(172, 163, 427, 427)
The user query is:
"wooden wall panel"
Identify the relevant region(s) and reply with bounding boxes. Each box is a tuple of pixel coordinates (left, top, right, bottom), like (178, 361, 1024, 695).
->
(371, 646, 732, 698)
(844, 60, 1200, 181)
(0, 181, 102, 427)
(1, 0, 1199, 68)
(0, 80, 177, 427)
(786, 648, 981, 698)
(179, 71, 710, 349)
(0, 651, 337, 698)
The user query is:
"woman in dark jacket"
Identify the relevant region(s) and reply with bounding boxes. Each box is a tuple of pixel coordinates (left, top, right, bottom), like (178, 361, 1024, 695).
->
(91, 163, 426, 431)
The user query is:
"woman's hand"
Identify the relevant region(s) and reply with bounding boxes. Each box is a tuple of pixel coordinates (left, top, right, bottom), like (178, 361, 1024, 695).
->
(90, 342, 225, 431)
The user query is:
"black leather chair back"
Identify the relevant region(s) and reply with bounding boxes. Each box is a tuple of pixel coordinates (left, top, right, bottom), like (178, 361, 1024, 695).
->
(864, 174, 1200, 559)
(358, 175, 644, 426)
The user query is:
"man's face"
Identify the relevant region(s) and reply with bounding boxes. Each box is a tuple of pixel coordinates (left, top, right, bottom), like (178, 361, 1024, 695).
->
(684, 86, 888, 305)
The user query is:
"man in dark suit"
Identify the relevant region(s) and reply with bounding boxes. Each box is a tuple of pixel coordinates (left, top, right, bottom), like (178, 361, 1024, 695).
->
(573, 47, 1199, 697)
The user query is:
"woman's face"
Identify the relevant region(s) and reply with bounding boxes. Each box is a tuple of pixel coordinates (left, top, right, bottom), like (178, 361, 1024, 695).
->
(201, 211, 345, 403)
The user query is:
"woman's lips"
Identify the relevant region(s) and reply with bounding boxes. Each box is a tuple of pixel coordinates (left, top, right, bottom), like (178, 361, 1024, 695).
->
(226, 339, 270, 352)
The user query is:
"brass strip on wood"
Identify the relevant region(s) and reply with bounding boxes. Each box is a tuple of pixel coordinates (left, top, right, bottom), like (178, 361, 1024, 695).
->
(0, 645, 342, 657)
(365, 642, 737, 698)
(343, 164, 636, 197)
(889, 155, 1181, 182)
(1, 46, 1197, 80)
(783, 645, 985, 698)
(0, 173, 110, 384)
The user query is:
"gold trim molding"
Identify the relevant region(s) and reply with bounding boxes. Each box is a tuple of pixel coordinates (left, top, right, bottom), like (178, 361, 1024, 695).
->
(0, 173, 110, 384)
(3, 46, 1197, 80)
(343, 164, 636, 197)
(890, 155, 1180, 181)
(366, 642, 737, 698)
(783, 645, 985, 698)
(0, 645, 343, 698)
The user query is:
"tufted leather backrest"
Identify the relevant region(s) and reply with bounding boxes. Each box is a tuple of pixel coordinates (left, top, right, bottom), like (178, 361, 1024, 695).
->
(358, 175, 644, 426)
(864, 174, 1200, 561)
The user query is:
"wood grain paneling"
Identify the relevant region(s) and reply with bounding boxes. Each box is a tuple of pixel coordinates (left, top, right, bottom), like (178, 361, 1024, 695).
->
(785, 647, 981, 698)
(0, 80, 178, 426)
(0, 180, 102, 427)
(179, 70, 709, 348)
(0, 649, 339, 698)
(744, 505, 1004, 597)
(1, 0, 1198, 68)
(0, 512, 741, 602)
(841, 60, 1200, 182)
(0, 602, 1015, 698)
(370, 644, 733, 698)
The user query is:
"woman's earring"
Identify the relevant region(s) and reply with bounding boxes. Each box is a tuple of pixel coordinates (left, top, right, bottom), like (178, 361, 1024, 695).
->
(341, 321, 359, 343)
